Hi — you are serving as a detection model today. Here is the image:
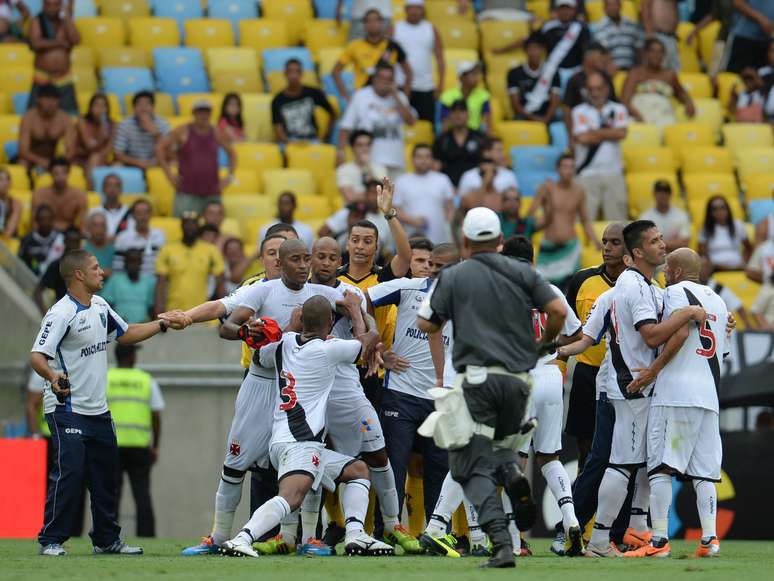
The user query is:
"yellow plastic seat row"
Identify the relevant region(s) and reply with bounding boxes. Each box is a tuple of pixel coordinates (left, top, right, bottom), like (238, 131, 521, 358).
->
(435, 18, 479, 51)
(684, 173, 739, 205)
(722, 124, 774, 160)
(686, 197, 745, 224)
(712, 271, 760, 317)
(742, 174, 774, 202)
(623, 147, 676, 173)
(626, 172, 680, 217)
(262, 1, 315, 45)
(737, 148, 774, 179)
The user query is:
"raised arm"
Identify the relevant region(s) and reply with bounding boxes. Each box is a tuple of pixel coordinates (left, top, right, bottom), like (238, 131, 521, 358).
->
(378, 177, 412, 277)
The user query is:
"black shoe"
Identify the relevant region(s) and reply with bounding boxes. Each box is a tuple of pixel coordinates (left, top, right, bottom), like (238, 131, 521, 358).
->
(322, 522, 346, 549)
(565, 526, 585, 557)
(499, 463, 537, 531)
(453, 534, 470, 555)
(479, 545, 515, 568)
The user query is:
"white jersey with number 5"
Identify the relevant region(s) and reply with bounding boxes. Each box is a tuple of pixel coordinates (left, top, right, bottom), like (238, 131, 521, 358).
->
(653, 281, 728, 413)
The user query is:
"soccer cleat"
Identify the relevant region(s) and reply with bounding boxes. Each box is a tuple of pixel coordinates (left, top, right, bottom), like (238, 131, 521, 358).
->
(480, 545, 515, 568)
(623, 528, 652, 549)
(93, 541, 143, 555)
(470, 543, 491, 557)
(565, 526, 585, 557)
(296, 538, 334, 557)
(550, 530, 566, 556)
(624, 540, 671, 558)
(253, 533, 295, 555)
(585, 541, 623, 558)
(695, 537, 720, 558)
(221, 533, 259, 558)
(322, 522, 346, 548)
(419, 533, 461, 558)
(39, 543, 66, 556)
(517, 535, 532, 557)
(384, 524, 424, 554)
(181, 535, 220, 556)
(344, 532, 395, 556)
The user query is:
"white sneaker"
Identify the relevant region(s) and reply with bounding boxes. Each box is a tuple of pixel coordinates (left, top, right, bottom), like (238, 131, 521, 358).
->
(585, 541, 622, 558)
(39, 543, 66, 556)
(344, 532, 395, 556)
(221, 532, 259, 558)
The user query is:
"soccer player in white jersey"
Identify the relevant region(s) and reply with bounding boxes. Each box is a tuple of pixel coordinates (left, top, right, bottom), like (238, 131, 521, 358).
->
(584, 220, 707, 558)
(30, 249, 189, 556)
(623, 248, 728, 559)
(221, 296, 394, 558)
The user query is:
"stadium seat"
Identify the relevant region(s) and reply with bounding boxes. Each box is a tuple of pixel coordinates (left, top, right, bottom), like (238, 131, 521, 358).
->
(687, 197, 745, 225)
(403, 120, 434, 146)
(497, 121, 549, 150)
(621, 122, 661, 149)
(743, 174, 774, 202)
(177, 93, 224, 116)
(716, 72, 741, 110)
(479, 20, 530, 54)
(295, 194, 331, 222)
(483, 51, 525, 79)
(4, 164, 28, 188)
(322, 72, 353, 110)
(263, 169, 316, 200)
(99, 47, 150, 68)
(314, 0, 349, 20)
(241, 93, 275, 141)
(128, 17, 180, 49)
(0, 115, 22, 147)
(146, 167, 175, 217)
(262, 0, 315, 45)
(262, 48, 315, 75)
(10, 93, 27, 115)
(722, 123, 774, 157)
(698, 20, 721, 69)
(515, 170, 557, 198)
(206, 47, 259, 73)
(72, 67, 99, 94)
(304, 20, 349, 57)
(681, 147, 733, 175)
(0, 93, 10, 115)
(238, 19, 290, 55)
(73, 0, 98, 17)
(748, 199, 774, 225)
(100, 0, 150, 21)
(623, 146, 676, 173)
(184, 19, 235, 50)
(266, 70, 318, 93)
(318, 47, 345, 76)
(425, 0, 474, 21)
(626, 173, 680, 216)
(286, 143, 337, 187)
(662, 123, 715, 155)
(233, 142, 283, 184)
(222, 169, 260, 195)
(34, 167, 88, 191)
(123, 92, 175, 117)
(676, 98, 724, 135)
(737, 148, 774, 179)
(76, 17, 126, 48)
(101, 67, 155, 99)
(153, 0, 204, 34)
(91, 166, 146, 194)
(712, 271, 760, 314)
(436, 18, 479, 51)
(678, 72, 712, 99)
(511, 146, 559, 173)
(676, 22, 702, 73)
(684, 173, 738, 204)
(150, 216, 183, 243)
(211, 69, 263, 94)
(208, 0, 260, 40)
(71, 46, 95, 70)
(76, 93, 122, 121)
(549, 122, 568, 152)
(153, 48, 210, 96)
(222, 193, 275, 235)
(0, 44, 33, 68)
(0, 68, 32, 97)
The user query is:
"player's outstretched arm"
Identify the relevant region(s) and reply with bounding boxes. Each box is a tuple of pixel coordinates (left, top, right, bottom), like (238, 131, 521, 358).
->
(220, 306, 257, 340)
(556, 334, 594, 358)
(627, 322, 690, 394)
(118, 317, 188, 345)
(176, 300, 227, 325)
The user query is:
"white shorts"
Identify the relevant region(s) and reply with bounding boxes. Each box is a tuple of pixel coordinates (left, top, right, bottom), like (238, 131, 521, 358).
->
(610, 398, 650, 467)
(270, 441, 356, 492)
(647, 405, 722, 481)
(520, 364, 564, 456)
(327, 381, 385, 457)
(223, 373, 276, 472)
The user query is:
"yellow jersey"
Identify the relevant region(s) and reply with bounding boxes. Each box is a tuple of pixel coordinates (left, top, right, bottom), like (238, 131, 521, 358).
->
(337, 262, 398, 350)
(565, 264, 616, 367)
(338, 38, 407, 89)
(155, 240, 224, 312)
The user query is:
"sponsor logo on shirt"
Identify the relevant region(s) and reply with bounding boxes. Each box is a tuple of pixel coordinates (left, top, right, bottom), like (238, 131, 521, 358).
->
(229, 439, 241, 456)
(80, 341, 107, 358)
(404, 326, 450, 346)
(65, 428, 82, 435)
(38, 320, 53, 345)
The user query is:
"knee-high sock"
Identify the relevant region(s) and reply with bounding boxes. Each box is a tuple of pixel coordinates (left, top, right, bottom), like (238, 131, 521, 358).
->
(541, 460, 580, 531)
(629, 467, 650, 531)
(301, 488, 322, 542)
(649, 473, 672, 541)
(323, 488, 345, 527)
(589, 467, 630, 546)
(693, 480, 717, 541)
(500, 490, 520, 552)
(425, 472, 464, 537)
(369, 462, 400, 532)
(212, 470, 244, 545)
(463, 497, 486, 545)
(236, 496, 291, 544)
(342, 479, 371, 541)
(279, 508, 298, 545)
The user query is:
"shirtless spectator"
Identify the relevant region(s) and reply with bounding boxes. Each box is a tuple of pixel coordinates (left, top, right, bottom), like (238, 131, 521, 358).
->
(113, 91, 171, 170)
(32, 157, 87, 233)
(0, 167, 22, 238)
(528, 153, 601, 289)
(27, 0, 79, 114)
(641, 0, 680, 70)
(18, 85, 70, 171)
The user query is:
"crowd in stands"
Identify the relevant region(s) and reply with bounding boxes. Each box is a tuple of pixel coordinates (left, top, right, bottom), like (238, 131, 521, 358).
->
(1, 0, 774, 329)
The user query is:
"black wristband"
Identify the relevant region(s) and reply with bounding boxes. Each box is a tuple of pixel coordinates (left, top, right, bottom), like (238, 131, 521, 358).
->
(159, 319, 168, 333)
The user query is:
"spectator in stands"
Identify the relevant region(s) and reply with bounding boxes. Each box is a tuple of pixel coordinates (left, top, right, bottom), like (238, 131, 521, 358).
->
(83, 212, 114, 275)
(698, 195, 753, 271)
(686, 1, 734, 76)
(258, 191, 315, 250)
(639, 179, 691, 251)
(700, 254, 755, 329)
(88, 173, 129, 239)
(641, 0, 680, 70)
(101, 248, 156, 323)
(33, 225, 81, 313)
(729, 66, 771, 122)
(18, 84, 70, 171)
(221, 237, 256, 295)
(393, 0, 445, 123)
(336, 130, 388, 203)
(457, 137, 518, 197)
(499, 188, 540, 240)
(333, 8, 411, 100)
(272, 59, 337, 144)
(217, 93, 245, 144)
(113, 199, 165, 277)
(0, 167, 21, 238)
(723, 0, 774, 73)
(755, 198, 774, 244)
(540, 0, 591, 73)
(507, 32, 561, 124)
(201, 200, 229, 251)
(393, 144, 454, 244)
(157, 100, 236, 217)
(340, 0, 393, 41)
(114, 91, 171, 170)
(458, 0, 532, 21)
(338, 62, 416, 180)
(66, 93, 114, 189)
(746, 233, 774, 284)
(440, 61, 492, 133)
(27, 0, 79, 114)
(572, 72, 629, 221)
(620, 37, 695, 127)
(751, 271, 774, 328)
(18, 204, 57, 275)
(0, 0, 29, 42)
(432, 100, 485, 187)
(154, 212, 225, 313)
(32, 157, 87, 233)
(592, 0, 644, 71)
(562, 43, 616, 132)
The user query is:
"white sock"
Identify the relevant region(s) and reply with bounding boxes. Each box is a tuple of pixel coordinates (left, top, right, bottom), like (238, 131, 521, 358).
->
(541, 460, 579, 531)
(238, 496, 291, 544)
(425, 472, 464, 537)
(590, 467, 630, 546)
(649, 473, 672, 541)
(212, 471, 244, 545)
(463, 497, 487, 545)
(301, 488, 322, 542)
(693, 480, 717, 541)
(369, 462, 400, 532)
(630, 467, 650, 531)
(501, 490, 520, 551)
(279, 509, 298, 546)
(342, 479, 370, 541)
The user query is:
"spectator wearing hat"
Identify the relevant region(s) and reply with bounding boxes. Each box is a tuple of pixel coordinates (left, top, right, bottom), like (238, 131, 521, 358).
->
(156, 100, 236, 218)
(19, 84, 71, 171)
(114, 91, 171, 170)
(439, 61, 492, 133)
(432, 99, 486, 187)
(592, 0, 645, 71)
(507, 32, 561, 124)
(639, 179, 691, 252)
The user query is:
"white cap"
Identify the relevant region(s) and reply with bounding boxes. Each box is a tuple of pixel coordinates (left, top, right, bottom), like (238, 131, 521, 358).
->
(192, 99, 212, 111)
(462, 207, 501, 242)
(405, 0, 425, 6)
(556, 0, 577, 7)
(456, 60, 480, 77)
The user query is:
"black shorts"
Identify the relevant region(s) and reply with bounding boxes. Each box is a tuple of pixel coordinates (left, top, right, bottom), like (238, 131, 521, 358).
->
(565, 362, 599, 440)
(359, 367, 384, 411)
(410, 90, 436, 122)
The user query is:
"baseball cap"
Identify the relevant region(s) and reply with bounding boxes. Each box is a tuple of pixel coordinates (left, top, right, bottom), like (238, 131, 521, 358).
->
(449, 98, 468, 111)
(405, 0, 425, 5)
(192, 99, 212, 111)
(456, 61, 480, 77)
(181, 210, 200, 222)
(556, 0, 577, 7)
(462, 207, 501, 242)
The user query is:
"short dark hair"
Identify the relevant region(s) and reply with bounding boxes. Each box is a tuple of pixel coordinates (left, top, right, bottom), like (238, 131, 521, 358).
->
(409, 237, 434, 252)
(50, 157, 70, 170)
(587, 41, 608, 54)
(524, 31, 546, 48)
(348, 219, 379, 239)
(432, 243, 458, 259)
(501, 235, 534, 263)
(556, 152, 574, 167)
(623, 220, 657, 254)
(450, 99, 467, 111)
(37, 85, 60, 100)
(285, 58, 302, 70)
(203, 199, 223, 211)
(132, 90, 155, 106)
(131, 198, 152, 215)
(302, 295, 334, 333)
(349, 129, 373, 148)
(35, 203, 54, 220)
(412, 143, 432, 157)
(200, 223, 219, 235)
(653, 179, 672, 194)
(59, 249, 92, 283)
(363, 8, 383, 20)
(278, 191, 297, 206)
(102, 173, 123, 187)
(373, 61, 394, 75)
(259, 233, 287, 255)
(266, 222, 298, 237)
(364, 179, 381, 191)
(644, 36, 665, 52)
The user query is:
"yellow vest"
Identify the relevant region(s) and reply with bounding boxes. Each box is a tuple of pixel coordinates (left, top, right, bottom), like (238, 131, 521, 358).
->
(39, 406, 51, 438)
(107, 368, 153, 448)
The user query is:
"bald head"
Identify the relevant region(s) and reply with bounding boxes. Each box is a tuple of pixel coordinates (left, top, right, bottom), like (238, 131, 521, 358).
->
(603, 222, 624, 239)
(279, 238, 308, 262)
(665, 247, 701, 285)
(312, 236, 340, 255)
(302, 295, 334, 335)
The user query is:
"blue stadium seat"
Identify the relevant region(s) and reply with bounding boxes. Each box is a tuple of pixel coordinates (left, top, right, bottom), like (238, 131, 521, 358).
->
(152, 47, 205, 74)
(153, 0, 204, 35)
(323, 71, 353, 110)
(4, 141, 18, 162)
(12, 93, 27, 114)
(549, 122, 569, 153)
(314, 0, 351, 19)
(74, 0, 97, 18)
(262, 48, 315, 74)
(559, 68, 575, 99)
(92, 166, 147, 194)
(17, 0, 41, 16)
(749, 200, 774, 225)
(516, 170, 557, 197)
(208, 0, 259, 39)
(157, 70, 210, 96)
(101, 67, 155, 99)
(511, 146, 560, 173)
(152, 47, 209, 94)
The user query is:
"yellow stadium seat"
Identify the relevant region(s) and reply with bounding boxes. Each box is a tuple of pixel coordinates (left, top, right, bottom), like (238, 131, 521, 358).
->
(496, 121, 549, 150)
(403, 120, 435, 146)
(221, 168, 260, 195)
(684, 173, 738, 204)
(0, 94, 9, 116)
(0, 115, 22, 144)
(9, 188, 31, 236)
(613, 70, 627, 97)
(261, 1, 314, 45)
(318, 47, 345, 76)
(71, 46, 96, 69)
(676, 98, 724, 136)
(715, 72, 741, 110)
(712, 271, 760, 313)
(150, 216, 182, 243)
(621, 123, 662, 149)
(304, 20, 349, 56)
(580, 243, 600, 269)
(479, 20, 529, 54)
(211, 68, 263, 93)
(687, 197, 744, 225)
(0, 43, 34, 68)
(223, 192, 274, 223)
(87, 192, 102, 209)
(220, 217, 242, 240)
(4, 164, 28, 187)
(722, 123, 774, 157)
(233, 142, 283, 183)
(128, 18, 180, 49)
(0, 68, 32, 95)
(100, 0, 150, 20)
(737, 148, 774, 179)
(265, 70, 318, 94)
(743, 174, 774, 202)
(525, 0, 550, 20)
(681, 147, 733, 175)
(295, 194, 331, 222)
(184, 19, 235, 50)
(146, 168, 175, 217)
(676, 22, 701, 73)
(76, 17, 126, 48)
(678, 72, 712, 99)
(241, 93, 274, 141)
(286, 143, 337, 175)
(243, 216, 273, 250)
(206, 47, 259, 73)
(34, 167, 88, 191)
(123, 92, 175, 117)
(238, 20, 290, 54)
(662, 123, 715, 155)
(698, 20, 721, 69)
(436, 18, 479, 51)
(76, 93, 122, 122)
(98, 47, 149, 68)
(177, 93, 224, 116)
(263, 169, 316, 200)
(72, 67, 99, 94)
(166, 116, 190, 130)
(426, 0, 474, 22)
(119, 193, 147, 208)
(626, 173, 680, 216)
(483, 51, 525, 77)
(623, 147, 676, 173)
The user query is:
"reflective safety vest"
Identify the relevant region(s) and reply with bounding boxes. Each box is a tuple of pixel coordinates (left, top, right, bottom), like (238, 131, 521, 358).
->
(106, 368, 153, 448)
(39, 406, 51, 438)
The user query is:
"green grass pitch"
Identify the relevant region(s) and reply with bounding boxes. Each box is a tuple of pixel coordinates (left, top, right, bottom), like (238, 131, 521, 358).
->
(2, 538, 773, 581)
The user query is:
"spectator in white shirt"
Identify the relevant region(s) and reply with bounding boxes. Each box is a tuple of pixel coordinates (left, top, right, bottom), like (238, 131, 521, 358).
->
(698, 195, 752, 271)
(639, 179, 691, 252)
(88, 173, 130, 238)
(258, 192, 315, 251)
(393, 144, 454, 244)
(336, 130, 388, 204)
(457, 137, 519, 197)
(746, 237, 774, 285)
(113, 199, 165, 276)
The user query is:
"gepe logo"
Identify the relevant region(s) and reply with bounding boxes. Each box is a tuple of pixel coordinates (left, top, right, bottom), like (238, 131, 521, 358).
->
(65, 428, 82, 435)
(38, 321, 53, 345)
